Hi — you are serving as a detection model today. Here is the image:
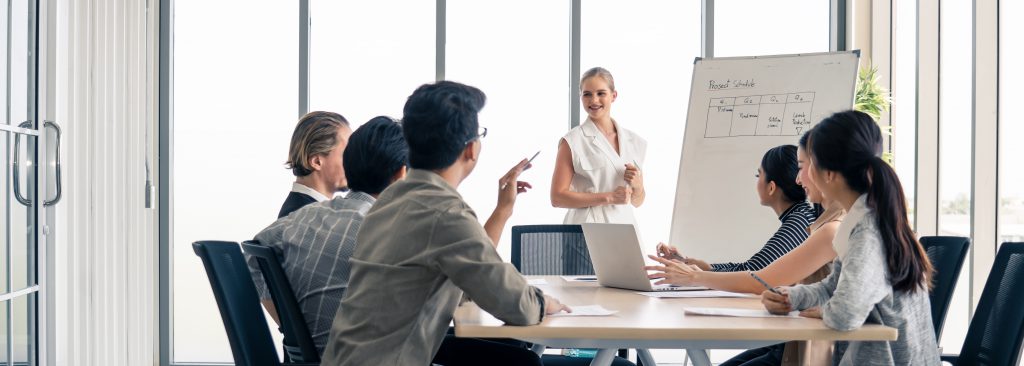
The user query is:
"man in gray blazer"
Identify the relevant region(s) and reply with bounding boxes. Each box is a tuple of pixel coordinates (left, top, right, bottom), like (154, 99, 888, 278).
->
(320, 81, 569, 366)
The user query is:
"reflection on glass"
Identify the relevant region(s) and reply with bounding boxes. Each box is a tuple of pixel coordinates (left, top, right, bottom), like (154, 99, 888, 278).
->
(1000, 0, 1024, 246)
(172, 0, 296, 362)
(937, 0, 972, 353)
(0, 301, 7, 362)
(13, 294, 34, 365)
(308, 0, 435, 127)
(1, 132, 9, 295)
(580, 1, 701, 274)
(892, 0, 917, 228)
(714, 0, 829, 57)
(11, 133, 37, 291)
(445, 0, 570, 259)
(7, 0, 32, 127)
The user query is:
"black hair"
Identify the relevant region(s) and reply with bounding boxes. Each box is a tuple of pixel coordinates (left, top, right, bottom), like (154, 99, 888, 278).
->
(760, 145, 806, 203)
(809, 110, 932, 293)
(798, 132, 825, 216)
(401, 81, 486, 170)
(343, 116, 408, 195)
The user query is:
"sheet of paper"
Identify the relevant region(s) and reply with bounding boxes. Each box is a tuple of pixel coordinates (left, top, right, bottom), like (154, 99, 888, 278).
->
(560, 275, 598, 282)
(527, 278, 548, 285)
(683, 307, 800, 318)
(636, 290, 757, 298)
(549, 305, 618, 317)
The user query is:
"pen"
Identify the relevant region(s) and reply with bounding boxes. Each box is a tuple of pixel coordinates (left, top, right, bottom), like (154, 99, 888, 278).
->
(502, 151, 541, 190)
(632, 159, 641, 172)
(749, 272, 783, 295)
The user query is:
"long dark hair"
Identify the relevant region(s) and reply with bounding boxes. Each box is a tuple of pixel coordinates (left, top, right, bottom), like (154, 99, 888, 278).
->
(761, 145, 806, 204)
(808, 110, 932, 293)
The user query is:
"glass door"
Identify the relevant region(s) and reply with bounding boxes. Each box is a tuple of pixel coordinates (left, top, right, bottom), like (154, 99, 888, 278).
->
(0, 0, 49, 364)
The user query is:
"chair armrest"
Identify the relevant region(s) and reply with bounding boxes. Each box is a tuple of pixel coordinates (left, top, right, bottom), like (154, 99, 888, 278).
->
(940, 354, 958, 365)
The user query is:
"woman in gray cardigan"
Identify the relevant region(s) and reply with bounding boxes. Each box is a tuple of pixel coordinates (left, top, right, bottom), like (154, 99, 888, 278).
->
(761, 110, 940, 366)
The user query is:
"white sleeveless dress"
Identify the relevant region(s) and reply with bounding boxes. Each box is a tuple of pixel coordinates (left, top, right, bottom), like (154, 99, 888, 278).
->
(561, 118, 647, 226)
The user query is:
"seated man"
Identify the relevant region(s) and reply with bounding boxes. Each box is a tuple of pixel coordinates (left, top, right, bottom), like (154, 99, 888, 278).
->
(320, 81, 570, 365)
(279, 111, 352, 218)
(247, 116, 407, 355)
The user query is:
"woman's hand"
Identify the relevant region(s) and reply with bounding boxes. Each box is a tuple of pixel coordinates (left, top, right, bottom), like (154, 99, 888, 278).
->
(682, 257, 711, 271)
(799, 306, 822, 319)
(624, 163, 643, 191)
(655, 242, 686, 262)
(644, 255, 704, 286)
(761, 287, 793, 315)
(607, 185, 632, 205)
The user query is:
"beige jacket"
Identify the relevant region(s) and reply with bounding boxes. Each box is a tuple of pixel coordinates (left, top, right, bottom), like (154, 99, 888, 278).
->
(320, 169, 545, 365)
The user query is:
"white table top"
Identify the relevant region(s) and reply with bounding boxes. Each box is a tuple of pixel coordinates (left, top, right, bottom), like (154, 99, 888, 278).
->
(454, 276, 897, 343)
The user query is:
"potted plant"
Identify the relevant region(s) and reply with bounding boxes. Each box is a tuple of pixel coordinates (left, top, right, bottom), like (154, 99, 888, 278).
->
(854, 64, 893, 163)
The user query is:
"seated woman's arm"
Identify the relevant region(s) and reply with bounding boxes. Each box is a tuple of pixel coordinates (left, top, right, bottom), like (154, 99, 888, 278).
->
(648, 222, 839, 293)
(709, 217, 809, 272)
(550, 139, 628, 208)
(788, 226, 890, 331)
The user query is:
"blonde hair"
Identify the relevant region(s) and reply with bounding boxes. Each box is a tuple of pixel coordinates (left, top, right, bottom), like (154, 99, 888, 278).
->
(286, 111, 349, 177)
(580, 67, 616, 91)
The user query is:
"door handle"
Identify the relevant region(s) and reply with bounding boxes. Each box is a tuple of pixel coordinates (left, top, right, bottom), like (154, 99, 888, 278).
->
(13, 120, 62, 206)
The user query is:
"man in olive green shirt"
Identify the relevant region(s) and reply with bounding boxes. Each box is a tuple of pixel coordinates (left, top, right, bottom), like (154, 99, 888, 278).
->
(321, 81, 569, 365)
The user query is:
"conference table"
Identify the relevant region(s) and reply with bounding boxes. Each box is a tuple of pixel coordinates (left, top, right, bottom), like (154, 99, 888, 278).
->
(453, 276, 897, 366)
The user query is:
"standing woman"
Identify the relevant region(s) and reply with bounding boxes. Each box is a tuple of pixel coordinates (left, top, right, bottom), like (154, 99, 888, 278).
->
(552, 67, 646, 225)
(762, 110, 939, 365)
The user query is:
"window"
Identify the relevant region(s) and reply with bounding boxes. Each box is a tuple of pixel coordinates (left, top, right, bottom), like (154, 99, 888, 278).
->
(445, 0, 570, 259)
(171, 1, 296, 362)
(580, 0, 701, 260)
(999, 0, 1024, 246)
(308, 0, 435, 126)
(892, 0, 917, 227)
(936, 0, 972, 352)
(713, 0, 830, 58)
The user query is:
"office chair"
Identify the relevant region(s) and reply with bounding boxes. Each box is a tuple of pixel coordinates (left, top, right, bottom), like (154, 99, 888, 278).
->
(919, 236, 970, 341)
(510, 225, 645, 365)
(511, 225, 594, 275)
(243, 240, 320, 363)
(942, 242, 1024, 366)
(193, 240, 314, 366)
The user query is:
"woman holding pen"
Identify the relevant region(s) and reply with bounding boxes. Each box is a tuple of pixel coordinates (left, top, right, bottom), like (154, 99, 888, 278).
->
(764, 110, 938, 365)
(551, 67, 646, 225)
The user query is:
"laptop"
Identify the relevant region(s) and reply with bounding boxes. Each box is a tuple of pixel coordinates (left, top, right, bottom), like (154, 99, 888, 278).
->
(580, 223, 707, 292)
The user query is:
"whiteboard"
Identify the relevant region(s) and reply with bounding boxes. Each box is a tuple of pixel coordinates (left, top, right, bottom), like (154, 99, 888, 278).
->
(669, 51, 859, 263)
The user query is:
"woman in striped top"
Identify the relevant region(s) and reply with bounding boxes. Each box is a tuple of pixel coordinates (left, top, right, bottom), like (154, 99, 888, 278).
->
(656, 145, 818, 272)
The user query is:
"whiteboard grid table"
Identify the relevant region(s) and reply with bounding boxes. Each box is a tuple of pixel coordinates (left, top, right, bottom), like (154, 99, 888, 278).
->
(453, 276, 896, 366)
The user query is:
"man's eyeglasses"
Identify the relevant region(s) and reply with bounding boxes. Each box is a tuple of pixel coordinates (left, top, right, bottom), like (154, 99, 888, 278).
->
(465, 126, 488, 145)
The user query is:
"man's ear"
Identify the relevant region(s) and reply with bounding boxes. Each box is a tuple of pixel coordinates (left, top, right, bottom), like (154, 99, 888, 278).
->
(308, 154, 323, 172)
(391, 166, 408, 183)
(462, 141, 479, 162)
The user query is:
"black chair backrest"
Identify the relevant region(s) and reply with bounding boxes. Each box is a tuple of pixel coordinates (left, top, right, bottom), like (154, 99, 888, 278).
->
(958, 242, 1024, 366)
(242, 241, 321, 362)
(920, 236, 970, 340)
(193, 240, 281, 366)
(511, 225, 594, 275)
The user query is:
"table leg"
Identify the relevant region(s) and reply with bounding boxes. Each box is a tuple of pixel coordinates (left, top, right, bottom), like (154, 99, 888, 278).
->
(686, 349, 711, 366)
(636, 349, 657, 366)
(589, 349, 616, 366)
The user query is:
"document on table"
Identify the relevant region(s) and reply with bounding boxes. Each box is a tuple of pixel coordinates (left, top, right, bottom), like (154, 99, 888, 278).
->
(526, 278, 548, 285)
(549, 305, 618, 317)
(683, 307, 801, 318)
(635, 290, 757, 298)
(560, 275, 598, 282)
